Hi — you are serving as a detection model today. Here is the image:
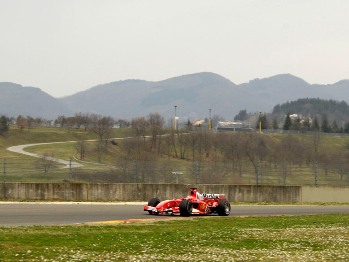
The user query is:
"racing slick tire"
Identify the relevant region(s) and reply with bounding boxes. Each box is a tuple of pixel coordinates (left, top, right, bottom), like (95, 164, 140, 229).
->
(217, 200, 231, 216)
(179, 199, 193, 216)
(147, 198, 160, 214)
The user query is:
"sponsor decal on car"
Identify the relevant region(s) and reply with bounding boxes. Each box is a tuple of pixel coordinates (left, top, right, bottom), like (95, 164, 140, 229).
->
(202, 193, 219, 199)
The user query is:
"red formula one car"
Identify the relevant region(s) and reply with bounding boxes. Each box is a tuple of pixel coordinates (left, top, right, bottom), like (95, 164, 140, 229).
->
(144, 188, 231, 216)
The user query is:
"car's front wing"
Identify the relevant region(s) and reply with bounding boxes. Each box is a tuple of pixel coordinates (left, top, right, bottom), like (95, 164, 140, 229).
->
(144, 205, 208, 215)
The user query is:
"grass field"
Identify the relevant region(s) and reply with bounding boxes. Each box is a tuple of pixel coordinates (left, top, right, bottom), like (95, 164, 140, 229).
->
(1, 126, 349, 185)
(0, 214, 348, 261)
(0, 126, 129, 182)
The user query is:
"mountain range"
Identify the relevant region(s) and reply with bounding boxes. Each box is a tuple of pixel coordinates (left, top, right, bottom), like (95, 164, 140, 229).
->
(1, 72, 349, 121)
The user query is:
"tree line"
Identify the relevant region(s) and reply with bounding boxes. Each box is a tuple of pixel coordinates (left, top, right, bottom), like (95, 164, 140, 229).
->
(84, 126, 349, 185)
(252, 111, 349, 133)
(234, 98, 349, 133)
(1, 110, 348, 185)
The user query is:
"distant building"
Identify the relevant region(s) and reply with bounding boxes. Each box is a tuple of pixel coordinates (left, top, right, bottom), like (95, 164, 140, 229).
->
(216, 121, 253, 132)
(192, 120, 205, 126)
(286, 114, 312, 126)
(289, 114, 302, 120)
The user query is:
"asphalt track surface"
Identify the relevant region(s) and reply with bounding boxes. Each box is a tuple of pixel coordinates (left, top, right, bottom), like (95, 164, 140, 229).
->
(0, 202, 349, 226)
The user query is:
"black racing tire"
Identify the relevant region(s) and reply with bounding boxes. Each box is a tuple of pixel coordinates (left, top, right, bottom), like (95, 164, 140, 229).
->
(179, 199, 192, 216)
(147, 198, 160, 214)
(217, 200, 231, 216)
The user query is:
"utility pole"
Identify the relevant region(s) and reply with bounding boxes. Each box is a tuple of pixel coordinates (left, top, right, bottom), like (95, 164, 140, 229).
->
(174, 105, 178, 130)
(208, 108, 212, 131)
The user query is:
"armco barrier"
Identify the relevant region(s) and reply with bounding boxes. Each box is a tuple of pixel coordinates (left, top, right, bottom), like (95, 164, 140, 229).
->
(1, 183, 349, 202)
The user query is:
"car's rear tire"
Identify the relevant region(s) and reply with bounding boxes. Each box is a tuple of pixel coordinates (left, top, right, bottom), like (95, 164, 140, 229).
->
(179, 199, 192, 216)
(217, 200, 231, 216)
(147, 198, 160, 214)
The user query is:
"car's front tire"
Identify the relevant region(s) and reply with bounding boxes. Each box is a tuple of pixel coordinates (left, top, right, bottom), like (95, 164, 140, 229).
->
(217, 200, 231, 216)
(147, 198, 160, 214)
(179, 199, 192, 216)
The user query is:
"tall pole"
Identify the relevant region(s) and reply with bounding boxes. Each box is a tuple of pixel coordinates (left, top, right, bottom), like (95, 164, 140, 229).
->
(174, 105, 177, 130)
(259, 112, 262, 134)
(208, 108, 212, 131)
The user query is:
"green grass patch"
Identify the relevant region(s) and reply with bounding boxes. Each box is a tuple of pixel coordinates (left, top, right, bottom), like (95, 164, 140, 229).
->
(0, 214, 349, 261)
(2, 126, 349, 184)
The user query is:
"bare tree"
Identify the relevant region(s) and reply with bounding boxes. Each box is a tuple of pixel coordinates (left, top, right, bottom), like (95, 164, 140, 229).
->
(271, 135, 294, 185)
(241, 133, 269, 185)
(75, 140, 87, 160)
(147, 112, 165, 151)
(74, 112, 90, 130)
(16, 115, 28, 132)
(55, 115, 66, 127)
(96, 140, 106, 163)
(89, 114, 114, 142)
(35, 153, 57, 179)
(115, 118, 130, 128)
(187, 132, 200, 161)
(131, 117, 148, 138)
(177, 131, 189, 159)
(119, 137, 156, 182)
(65, 116, 77, 131)
(87, 114, 114, 162)
(169, 129, 179, 158)
(26, 116, 34, 129)
(217, 133, 245, 177)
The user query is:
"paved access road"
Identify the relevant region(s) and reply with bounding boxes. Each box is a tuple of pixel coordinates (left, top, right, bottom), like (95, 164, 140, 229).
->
(0, 202, 348, 226)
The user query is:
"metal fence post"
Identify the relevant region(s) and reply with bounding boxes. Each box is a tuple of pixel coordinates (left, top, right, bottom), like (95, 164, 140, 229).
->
(2, 158, 6, 199)
(314, 162, 318, 187)
(3, 158, 5, 183)
(256, 161, 260, 185)
(195, 161, 200, 184)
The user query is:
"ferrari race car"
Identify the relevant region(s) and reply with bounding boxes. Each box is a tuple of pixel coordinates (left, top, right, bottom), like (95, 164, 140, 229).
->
(144, 188, 231, 216)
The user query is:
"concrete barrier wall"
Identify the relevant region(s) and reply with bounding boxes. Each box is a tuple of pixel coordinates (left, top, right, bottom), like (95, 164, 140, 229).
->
(302, 186, 349, 203)
(1, 183, 348, 202)
(0, 183, 302, 202)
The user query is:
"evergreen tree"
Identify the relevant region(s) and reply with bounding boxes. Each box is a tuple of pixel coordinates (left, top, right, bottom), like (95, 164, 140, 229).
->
(344, 122, 349, 133)
(321, 115, 332, 133)
(256, 113, 269, 130)
(186, 119, 193, 131)
(271, 98, 349, 127)
(302, 117, 311, 131)
(234, 110, 248, 121)
(0, 115, 9, 135)
(283, 113, 292, 130)
(272, 118, 279, 130)
(292, 117, 301, 131)
(261, 114, 269, 129)
(331, 120, 340, 133)
(312, 117, 320, 131)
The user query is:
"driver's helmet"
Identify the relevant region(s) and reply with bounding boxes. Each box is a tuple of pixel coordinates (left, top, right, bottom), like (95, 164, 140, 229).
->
(190, 189, 196, 197)
(189, 189, 204, 200)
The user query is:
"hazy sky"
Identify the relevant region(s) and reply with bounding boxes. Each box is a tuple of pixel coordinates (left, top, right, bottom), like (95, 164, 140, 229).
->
(1, 0, 349, 97)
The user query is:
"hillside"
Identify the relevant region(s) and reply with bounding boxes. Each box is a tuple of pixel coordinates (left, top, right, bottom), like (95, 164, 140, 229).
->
(272, 98, 349, 123)
(1, 72, 349, 120)
(60, 72, 253, 120)
(0, 82, 72, 119)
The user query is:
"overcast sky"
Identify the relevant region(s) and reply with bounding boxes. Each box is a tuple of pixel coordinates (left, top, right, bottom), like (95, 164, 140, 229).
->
(1, 0, 349, 97)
